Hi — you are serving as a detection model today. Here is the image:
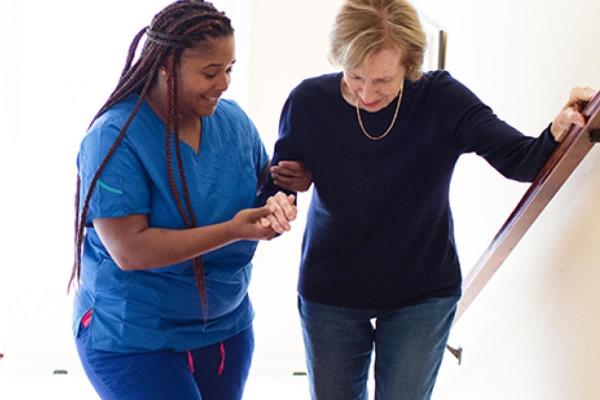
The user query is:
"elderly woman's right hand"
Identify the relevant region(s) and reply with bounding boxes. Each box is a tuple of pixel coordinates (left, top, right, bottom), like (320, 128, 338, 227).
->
(229, 191, 297, 240)
(261, 191, 297, 234)
(229, 206, 280, 241)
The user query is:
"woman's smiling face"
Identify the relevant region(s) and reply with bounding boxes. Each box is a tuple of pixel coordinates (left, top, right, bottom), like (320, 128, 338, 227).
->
(342, 46, 406, 112)
(177, 35, 236, 118)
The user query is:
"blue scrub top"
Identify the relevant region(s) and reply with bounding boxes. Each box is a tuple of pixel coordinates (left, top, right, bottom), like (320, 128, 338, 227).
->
(73, 96, 269, 352)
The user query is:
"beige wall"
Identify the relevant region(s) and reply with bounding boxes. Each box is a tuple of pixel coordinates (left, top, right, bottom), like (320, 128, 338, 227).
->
(247, 0, 341, 150)
(247, 0, 600, 398)
(416, 1, 600, 399)
(437, 147, 600, 399)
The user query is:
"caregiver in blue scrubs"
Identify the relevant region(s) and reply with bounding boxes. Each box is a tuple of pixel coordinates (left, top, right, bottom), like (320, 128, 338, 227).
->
(68, 1, 310, 399)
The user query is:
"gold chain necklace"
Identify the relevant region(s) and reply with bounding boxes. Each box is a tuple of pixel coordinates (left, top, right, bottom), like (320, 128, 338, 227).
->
(355, 88, 403, 141)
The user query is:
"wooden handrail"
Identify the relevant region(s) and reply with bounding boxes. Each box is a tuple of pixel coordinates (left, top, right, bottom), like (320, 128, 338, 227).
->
(445, 92, 600, 364)
(455, 92, 600, 323)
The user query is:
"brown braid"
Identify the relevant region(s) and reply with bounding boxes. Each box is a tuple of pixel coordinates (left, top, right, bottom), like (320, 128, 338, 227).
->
(163, 54, 208, 315)
(69, 1, 234, 319)
(165, 56, 192, 228)
(120, 27, 148, 79)
(166, 59, 209, 313)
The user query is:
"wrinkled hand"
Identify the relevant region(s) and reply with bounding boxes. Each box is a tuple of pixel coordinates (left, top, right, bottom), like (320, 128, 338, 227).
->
(229, 206, 279, 241)
(271, 161, 312, 192)
(551, 87, 598, 141)
(259, 191, 297, 234)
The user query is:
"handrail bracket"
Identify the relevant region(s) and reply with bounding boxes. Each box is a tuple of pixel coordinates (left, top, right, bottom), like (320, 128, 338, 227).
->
(588, 129, 600, 142)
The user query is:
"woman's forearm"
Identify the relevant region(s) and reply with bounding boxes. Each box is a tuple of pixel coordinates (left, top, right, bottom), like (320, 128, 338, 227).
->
(94, 204, 286, 271)
(112, 223, 237, 271)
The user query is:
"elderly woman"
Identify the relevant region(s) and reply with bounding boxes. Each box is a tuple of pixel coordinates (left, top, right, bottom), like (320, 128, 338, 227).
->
(260, 0, 596, 399)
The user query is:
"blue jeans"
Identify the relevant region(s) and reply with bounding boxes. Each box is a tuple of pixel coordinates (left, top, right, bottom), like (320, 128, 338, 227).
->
(76, 324, 254, 400)
(298, 294, 459, 400)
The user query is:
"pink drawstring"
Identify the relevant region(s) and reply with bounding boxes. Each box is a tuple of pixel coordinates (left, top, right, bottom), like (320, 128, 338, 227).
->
(218, 342, 226, 376)
(81, 309, 93, 328)
(186, 343, 226, 376)
(187, 351, 195, 374)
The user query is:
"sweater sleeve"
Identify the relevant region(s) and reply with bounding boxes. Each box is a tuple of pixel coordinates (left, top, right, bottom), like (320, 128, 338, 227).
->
(440, 72, 558, 182)
(256, 86, 307, 205)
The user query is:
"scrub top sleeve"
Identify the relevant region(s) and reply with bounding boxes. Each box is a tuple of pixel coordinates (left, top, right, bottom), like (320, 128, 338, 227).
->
(247, 117, 270, 179)
(78, 123, 151, 225)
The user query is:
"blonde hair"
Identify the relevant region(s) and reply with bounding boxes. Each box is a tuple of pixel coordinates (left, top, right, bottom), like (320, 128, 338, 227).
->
(329, 0, 426, 81)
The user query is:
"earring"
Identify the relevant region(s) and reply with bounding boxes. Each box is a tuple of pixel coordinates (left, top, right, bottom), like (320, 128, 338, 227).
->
(160, 68, 167, 76)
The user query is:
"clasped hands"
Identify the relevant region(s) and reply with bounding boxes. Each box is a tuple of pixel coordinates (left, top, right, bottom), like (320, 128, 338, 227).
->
(230, 160, 312, 241)
(230, 191, 297, 241)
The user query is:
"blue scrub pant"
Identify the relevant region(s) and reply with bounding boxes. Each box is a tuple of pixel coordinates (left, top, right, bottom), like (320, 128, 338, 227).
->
(76, 324, 254, 400)
(298, 294, 459, 400)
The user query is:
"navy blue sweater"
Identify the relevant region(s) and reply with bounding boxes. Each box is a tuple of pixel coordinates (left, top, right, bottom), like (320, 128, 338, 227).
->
(260, 70, 557, 309)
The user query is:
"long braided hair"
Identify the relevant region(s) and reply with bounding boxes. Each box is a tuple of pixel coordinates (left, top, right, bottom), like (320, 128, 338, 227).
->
(69, 0, 234, 315)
